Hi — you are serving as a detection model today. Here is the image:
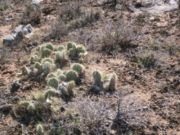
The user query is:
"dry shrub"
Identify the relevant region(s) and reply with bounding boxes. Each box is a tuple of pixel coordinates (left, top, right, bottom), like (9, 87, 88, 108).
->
(101, 20, 137, 55)
(77, 98, 113, 135)
(21, 3, 41, 25)
(49, 0, 100, 40)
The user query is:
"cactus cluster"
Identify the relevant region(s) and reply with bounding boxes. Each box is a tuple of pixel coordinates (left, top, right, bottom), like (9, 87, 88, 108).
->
(92, 70, 117, 92)
(67, 42, 87, 61)
(13, 100, 51, 122)
(58, 81, 75, 99)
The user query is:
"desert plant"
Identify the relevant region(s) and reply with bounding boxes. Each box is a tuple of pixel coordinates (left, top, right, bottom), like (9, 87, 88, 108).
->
(67, 42, 77, 50)
(71, 63, 85, 77)
(44, 88, 60, 100)
(101, 20, 137, 55)
(138, 53, 156, 68)
(30, 55, 40, 64)
(103, 73, 117, 91)
(68, 44, 87, 60)
(55, 50, 69, 68)
(36, 124, 44, 135)
(47, 77, 59, 89)
(41, 48, 52, 58)
(93, 71, 103, 88)
(45, 43, 54, 50)
(58, 81, 75, 99)
(58, 74, 67, 82)
(65, 70, 79, 83)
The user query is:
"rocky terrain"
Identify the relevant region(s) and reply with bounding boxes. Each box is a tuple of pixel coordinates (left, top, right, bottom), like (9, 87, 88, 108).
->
(0, 0, 179, 135)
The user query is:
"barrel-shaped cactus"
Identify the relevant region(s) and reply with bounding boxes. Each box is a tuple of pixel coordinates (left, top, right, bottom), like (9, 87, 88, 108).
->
(58, 81, 75, 98)
(47, 77, 59, 89)
(55, 51, 68, 68)
(58, 74, 67, 82)
(108, 73, 117, 91)
(45, 43, 54, 51)
(71, 63, 85, 77)
(41, 48, 52, 58)
(67, 42, 76, 50)
(68, 44, 87, 60)
(44, 88, 60, 100)
(30, 55, 39, 64)
(65, 70, 79, 82)
(93, 70, 103, 87)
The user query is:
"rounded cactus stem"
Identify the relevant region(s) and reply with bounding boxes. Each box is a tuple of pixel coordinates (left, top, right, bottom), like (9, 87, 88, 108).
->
(76, 44, 86, 54)
(30, 55, 39, 63)
(67, 81, 75, 95)
(34, 62, 42, 71)
(93, 70, 102, 87)
(66, 70, 79, 82)
(36, 124, 44, 135)
(41, 48, 52, 58)
(71, 63, 85, 76)
(57, 46, 65, 51)
(108, 73, 117, 91)
(45, 43, 54, 50)
(58, 74, 66, 82)
(41, 58, 54, 64)
(47, 77, 59, 89)
(44, 88, 59, 100)
(67, 42, 77, 50)
(55, 51, 68, 68)
(47, 73, 56, 79)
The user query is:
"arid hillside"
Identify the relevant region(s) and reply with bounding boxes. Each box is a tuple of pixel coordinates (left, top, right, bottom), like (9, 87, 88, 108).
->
(0, 0, 179, 135)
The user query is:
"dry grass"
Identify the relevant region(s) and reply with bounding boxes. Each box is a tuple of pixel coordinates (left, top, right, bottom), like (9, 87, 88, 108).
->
(101, 20, 137, 55)
(49, 0, 100, 40)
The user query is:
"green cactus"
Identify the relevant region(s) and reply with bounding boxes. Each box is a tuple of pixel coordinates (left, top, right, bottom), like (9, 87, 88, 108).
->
(67, 81, 75, 96)
(34, 62, 42, 71)
(68, 44, 87, 60)
(65, 70, 79, 82)
(41, 58, 54, 64)
(93, 71, 103, 87)
(47, 77, 59, 89)
(55, 51, 68, 68)
(71, 63, 85, 76)
(58, 81, 75, 98)
(22, 66, 31, 76)
(57, 46, 65, 51)
(30, 55, 39, 64)
(67, 42, 76, 50)
(108, 73, 117, 91)
(36, 124, 44, 135)
(58, 74, 66, 82)
(44, 88, 59, 100)
(76, 44, 86, 54)
(46, 73, 56, 79)
(45, 43, 54, 50)
(41, 48, 52, 58)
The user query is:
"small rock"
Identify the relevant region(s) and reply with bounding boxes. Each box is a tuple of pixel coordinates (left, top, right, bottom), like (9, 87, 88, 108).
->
(3, 24, 33, 46)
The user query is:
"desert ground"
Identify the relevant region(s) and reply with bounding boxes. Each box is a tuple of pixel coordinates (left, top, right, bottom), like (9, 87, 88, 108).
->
(0, 0, 179, 135)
